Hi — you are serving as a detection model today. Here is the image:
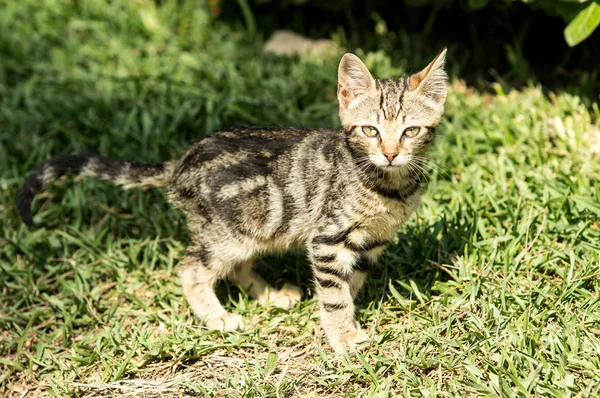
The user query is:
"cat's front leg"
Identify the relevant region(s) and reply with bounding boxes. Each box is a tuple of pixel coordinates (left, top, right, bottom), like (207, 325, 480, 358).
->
(308, 243, 370, 354)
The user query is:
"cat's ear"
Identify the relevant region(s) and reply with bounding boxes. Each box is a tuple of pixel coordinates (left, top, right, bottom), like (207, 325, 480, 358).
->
(409, 48, 448, 104)
(338, 53, 376, 109)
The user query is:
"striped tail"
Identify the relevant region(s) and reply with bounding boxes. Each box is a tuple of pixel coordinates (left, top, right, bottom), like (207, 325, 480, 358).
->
(17, 153, 170, 227)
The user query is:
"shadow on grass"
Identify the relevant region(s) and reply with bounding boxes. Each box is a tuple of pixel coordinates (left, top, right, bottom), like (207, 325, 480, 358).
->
(219, 204, 476, 309)
(361, 207, 476, 305)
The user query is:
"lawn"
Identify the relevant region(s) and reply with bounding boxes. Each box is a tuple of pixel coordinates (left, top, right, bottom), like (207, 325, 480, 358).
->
(1, 1, 600, 397)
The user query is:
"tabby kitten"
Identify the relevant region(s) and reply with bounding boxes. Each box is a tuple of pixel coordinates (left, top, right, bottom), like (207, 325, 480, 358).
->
(18, 50, 448, 353)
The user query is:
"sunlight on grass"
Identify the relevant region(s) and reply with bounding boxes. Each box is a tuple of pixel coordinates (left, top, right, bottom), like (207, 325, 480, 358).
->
(1, 0, 599, 397)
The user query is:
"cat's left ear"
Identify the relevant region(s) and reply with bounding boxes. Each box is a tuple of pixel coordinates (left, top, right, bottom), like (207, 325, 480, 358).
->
(409, 48, 448, 104)
(338, 53, 376, 109)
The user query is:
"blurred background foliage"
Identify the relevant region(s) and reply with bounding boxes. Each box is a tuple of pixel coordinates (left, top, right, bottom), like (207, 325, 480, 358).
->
(217, 0, 600, 98)
(236, 0, 600, 47)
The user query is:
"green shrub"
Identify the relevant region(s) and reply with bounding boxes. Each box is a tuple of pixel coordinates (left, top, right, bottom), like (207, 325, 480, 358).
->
(468, 0, 600, 46)
(249, 0, 599, 46)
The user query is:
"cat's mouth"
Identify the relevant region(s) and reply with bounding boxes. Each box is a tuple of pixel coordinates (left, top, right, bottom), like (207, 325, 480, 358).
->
(370, 154, 412, 169)
(380, 163, 408, 172)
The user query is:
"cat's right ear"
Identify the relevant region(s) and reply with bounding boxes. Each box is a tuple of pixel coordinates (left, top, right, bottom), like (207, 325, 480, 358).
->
(337, 54, 376, 109)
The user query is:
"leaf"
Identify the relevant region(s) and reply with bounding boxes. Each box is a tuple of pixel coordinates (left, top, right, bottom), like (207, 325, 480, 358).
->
(355, 352, 379, 385)
(571, 196, 600, 215)
(388, 281, 416, 309)
(564, 1, 600, 46)
(468, 0, 489, 10)
(263, 352, 278, 377)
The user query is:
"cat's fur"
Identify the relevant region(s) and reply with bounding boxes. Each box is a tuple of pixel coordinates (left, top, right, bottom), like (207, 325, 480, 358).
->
(18, 50, 448, 353)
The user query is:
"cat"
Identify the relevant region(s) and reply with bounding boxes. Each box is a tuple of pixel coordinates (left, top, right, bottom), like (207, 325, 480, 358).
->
(17, 49, 448, 354)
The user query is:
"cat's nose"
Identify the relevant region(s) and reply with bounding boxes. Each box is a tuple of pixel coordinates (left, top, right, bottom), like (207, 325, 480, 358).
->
(383, 153, 398, 162)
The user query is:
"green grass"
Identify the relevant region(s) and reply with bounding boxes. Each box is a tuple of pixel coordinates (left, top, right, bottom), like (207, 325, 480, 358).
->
(1, 0, 600, 396)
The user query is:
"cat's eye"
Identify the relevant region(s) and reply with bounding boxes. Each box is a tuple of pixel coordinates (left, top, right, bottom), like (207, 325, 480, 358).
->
(361, 126, 379, 137)
(403, 126, 421, 138)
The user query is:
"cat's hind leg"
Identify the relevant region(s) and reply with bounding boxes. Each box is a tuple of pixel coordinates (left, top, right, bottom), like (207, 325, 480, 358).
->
(178, 247, 245, 332)
(229, 261, 302, 310)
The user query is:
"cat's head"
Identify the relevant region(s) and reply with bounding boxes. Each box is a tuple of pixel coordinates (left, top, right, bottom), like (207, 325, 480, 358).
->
(338, 50, 447, 170)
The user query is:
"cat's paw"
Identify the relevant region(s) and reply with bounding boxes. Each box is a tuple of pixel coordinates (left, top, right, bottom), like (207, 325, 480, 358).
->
(260, 283, 303, 310)
(205, 313, 245, 332)
(329, 329, 370, 354)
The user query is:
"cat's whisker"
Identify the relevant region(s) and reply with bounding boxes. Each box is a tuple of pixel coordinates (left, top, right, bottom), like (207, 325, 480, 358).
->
(407, 162, 428, 186)
(410, 156, 452, 182)
(413, 162, 443, 184)
(353, 157, 380, 181)
(411, 155, 452, 175)
(354, 159, 373, 176)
